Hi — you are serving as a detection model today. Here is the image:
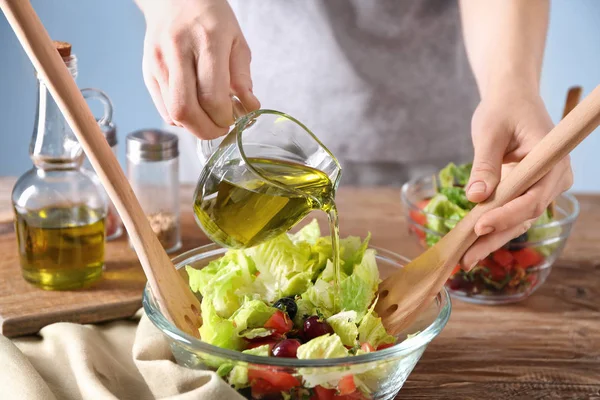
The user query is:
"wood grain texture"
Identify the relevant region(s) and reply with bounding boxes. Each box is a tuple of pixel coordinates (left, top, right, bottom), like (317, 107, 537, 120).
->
(1, 183, 599, 398)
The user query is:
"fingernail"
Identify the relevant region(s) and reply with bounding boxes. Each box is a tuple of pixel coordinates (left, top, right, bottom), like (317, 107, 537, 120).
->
(478, 226, 495, 236)
(468, 181, 487, 195)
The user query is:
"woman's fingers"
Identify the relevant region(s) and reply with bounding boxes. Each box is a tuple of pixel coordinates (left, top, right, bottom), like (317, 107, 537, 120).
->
(142, 47, 172, 125)
(196, 31, 236, 128)
(230, 37, 260, 112)
(163, 41, 228, 139)
(474, 163, 571, 236)
(462, 219, 535, 270)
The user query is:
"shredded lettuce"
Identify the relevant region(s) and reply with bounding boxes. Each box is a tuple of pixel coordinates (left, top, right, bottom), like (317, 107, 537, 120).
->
(244, 233, 317, 302)
(357, 302, 396, 349)
(227, 345, 271, 389)
(290, 219, 322, 245)
(297, 334, 348, 360)
(199, 300, 244, 351)
(187, 251, 256, 318)
(340, 249, 379, 318)
(229, 297, 276, 333)
(424, 194, 468, 234)
(528, 209, 561, 256)
(426, 162, 560, 256)
(326, 311, 359, 347)
(438, 162, 472, 188)
(187, 218, 401, 374)
(296, 335, 350, 388)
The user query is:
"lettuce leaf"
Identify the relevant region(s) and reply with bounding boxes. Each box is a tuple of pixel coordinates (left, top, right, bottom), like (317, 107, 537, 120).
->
(439, 186, 474, 210)
(439, 162, 472, 188)
(423, 194, 468, 234)
(229, 297, 276, 333)
(290, 219, 322, 245)
(199, 300, 244, 351)
(227, 345, 271, 389)
(340, 249, 379, 318)
(326, 311, 359, 347)
(357, 303, 396, 348)
(304, 279, 335, 318)
(244, 233, 316, 302)
(528, 208, 562, 256)
(297, 334, 348, 360)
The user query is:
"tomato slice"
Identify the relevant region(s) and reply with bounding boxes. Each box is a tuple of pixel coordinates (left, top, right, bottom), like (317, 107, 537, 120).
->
(376, 342, 395, 351)
(408, 199, 430, 240)
(479, 258, 506, 281)
(492, 248, 514, 268)
(250, 378, 280, 398)
(360, 342, 374, 353)
(314, 385, 336, 400)
(337, 375, 356, 395)
(417, 199, 431, 210)
(512, 248, 544, 269)
(264, 310, 293, 335)
(248, 368, 300, 392)
(450, 264, 461, 276)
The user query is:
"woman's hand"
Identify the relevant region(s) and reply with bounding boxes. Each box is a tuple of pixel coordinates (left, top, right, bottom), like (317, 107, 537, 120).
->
(136, 0, 260, 139)
(461, 88, 573, 269)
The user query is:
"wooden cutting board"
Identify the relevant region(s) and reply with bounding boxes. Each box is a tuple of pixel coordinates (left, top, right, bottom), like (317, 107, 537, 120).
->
(0, 179, 212, 338)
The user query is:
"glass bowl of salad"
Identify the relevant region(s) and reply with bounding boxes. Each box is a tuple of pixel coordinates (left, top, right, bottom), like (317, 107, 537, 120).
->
(401, 162, 579, 305)
(143, 220, 451, 400)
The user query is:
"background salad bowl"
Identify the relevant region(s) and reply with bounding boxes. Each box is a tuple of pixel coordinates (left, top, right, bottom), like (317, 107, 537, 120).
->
(143, 240, 451, 400)
(401, 163, 580, 305)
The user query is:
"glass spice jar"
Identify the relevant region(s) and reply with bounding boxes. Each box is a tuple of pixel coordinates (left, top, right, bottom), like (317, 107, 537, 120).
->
(126, 129, 181, 253)
(81, 88, 123, 241)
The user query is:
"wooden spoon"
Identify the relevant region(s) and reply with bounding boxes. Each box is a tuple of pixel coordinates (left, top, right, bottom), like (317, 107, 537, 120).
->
(1, 0, 201, 337)
(546, 86, 583, 217)
(378, 85, 600, 335)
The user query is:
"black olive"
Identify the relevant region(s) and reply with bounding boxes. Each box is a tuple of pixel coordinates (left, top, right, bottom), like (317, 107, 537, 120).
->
(507, 232, 528, 250)
(273, 297, 297, 320)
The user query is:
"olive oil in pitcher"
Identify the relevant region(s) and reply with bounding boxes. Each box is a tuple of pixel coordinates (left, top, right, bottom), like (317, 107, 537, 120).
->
(193, 106, 343, 309)
(194, 158, 336, 248)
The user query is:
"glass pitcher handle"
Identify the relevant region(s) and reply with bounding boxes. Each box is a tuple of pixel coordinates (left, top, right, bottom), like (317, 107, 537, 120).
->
(81, 88, 113, 126)
(197, 96, 249, 164)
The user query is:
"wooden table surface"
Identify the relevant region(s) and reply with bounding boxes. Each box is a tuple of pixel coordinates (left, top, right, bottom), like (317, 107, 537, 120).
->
(1, 178, 599, 399)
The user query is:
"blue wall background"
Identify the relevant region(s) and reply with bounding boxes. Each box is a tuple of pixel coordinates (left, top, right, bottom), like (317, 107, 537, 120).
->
(1, 0, 599, 192)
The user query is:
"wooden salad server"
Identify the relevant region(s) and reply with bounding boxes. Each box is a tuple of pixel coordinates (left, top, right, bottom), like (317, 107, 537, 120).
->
(1, 0, 202, 337)
(377, 84, 600, 335)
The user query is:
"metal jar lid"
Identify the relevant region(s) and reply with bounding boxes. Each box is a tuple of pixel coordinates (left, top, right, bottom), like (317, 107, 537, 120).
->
(126, 129, 179, 162)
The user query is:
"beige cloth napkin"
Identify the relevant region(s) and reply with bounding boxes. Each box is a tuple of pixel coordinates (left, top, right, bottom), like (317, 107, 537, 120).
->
(0, 310, 244, 400)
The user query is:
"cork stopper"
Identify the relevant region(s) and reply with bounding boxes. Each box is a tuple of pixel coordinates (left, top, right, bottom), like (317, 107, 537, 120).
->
(54, 41, 71, 58)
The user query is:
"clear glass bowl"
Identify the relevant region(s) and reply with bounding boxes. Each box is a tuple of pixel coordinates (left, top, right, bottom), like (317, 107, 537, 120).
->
(401, 175, 579, 305)
(143, 243, 452, 400)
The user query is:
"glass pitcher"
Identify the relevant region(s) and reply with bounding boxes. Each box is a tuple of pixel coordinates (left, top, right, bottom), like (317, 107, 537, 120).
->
(80, 88, 124, 241)
(193, 99, 342, 249)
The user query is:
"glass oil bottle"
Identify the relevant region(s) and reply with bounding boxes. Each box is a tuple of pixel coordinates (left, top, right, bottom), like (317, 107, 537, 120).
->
(11, 41, 107, 290)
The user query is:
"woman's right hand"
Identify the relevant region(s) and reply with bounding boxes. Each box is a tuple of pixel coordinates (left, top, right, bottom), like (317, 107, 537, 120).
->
(135, 0, 260, 139)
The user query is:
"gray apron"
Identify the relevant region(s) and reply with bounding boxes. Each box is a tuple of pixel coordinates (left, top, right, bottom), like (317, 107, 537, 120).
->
(173, 0, 479, 186)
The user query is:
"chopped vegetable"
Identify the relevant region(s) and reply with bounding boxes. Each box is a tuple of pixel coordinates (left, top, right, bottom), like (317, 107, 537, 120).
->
(186, 221, 404, 399)
(412, 162, 559, 299)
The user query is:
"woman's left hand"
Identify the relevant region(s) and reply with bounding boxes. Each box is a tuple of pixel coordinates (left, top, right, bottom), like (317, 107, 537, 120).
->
(461, 89, 573, 269)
